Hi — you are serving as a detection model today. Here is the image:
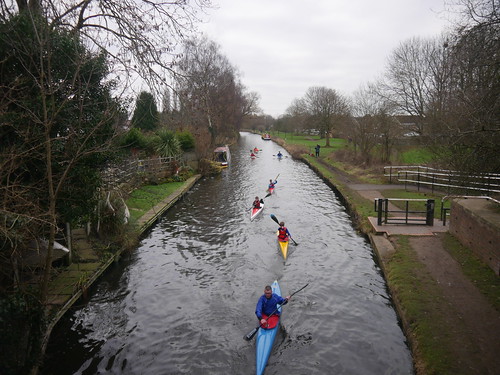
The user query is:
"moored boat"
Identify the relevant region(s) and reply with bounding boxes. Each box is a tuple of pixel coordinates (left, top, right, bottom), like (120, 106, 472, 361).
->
(277, 232, 289, 260)
(255, 280, 281, 375)
(250, 201, 264, 221)
(213, 145, 231, 168)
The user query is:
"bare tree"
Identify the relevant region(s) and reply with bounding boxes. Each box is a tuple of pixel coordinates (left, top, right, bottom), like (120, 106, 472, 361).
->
(434, 0, 499, 172)
(299, 87, 350, 146)
(176, 36, 259, 147)
(0, 0, 212, 92)
(376, 36, 450, 135)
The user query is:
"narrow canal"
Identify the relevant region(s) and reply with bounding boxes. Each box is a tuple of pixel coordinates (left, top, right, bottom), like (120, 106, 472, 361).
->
(42, 132, 413, 375)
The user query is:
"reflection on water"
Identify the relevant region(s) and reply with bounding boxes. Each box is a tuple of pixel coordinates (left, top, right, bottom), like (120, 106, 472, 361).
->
(42, 132, 413, 374)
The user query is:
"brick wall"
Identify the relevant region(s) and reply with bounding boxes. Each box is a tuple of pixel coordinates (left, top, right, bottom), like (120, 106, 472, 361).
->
(449, 199, 500, 275)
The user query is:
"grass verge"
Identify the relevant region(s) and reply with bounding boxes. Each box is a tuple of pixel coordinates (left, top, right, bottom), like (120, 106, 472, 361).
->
(126, 181, 185, 222)
(387, 236, 458, 375)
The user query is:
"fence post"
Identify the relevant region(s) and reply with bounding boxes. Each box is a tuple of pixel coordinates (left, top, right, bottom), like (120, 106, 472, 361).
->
(66, 222, 72, 265)
(426, 199, 435, 226)
(384, 199, 389, 224)
(417, 166, 420, 192)
(377, 199, 384, 225)
(405, 200, 409, 224)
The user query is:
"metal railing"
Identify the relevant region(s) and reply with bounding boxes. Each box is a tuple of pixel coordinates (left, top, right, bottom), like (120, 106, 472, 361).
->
(384, 165, 500, 195)
(375, 198, 435, 226)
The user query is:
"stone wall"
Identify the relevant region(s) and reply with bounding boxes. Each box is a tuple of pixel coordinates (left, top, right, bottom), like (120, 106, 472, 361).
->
(449, 198, 500, 275)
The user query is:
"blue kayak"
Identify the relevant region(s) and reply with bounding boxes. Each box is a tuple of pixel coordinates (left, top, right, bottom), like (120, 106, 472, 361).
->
(255, 280, 281, 375)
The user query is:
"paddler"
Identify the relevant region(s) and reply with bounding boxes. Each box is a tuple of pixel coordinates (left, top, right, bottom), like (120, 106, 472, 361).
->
(255, 285, 291, 328)
(277, 221, 291, 242)
(267, 179, 277, 191)
(253, 196, 263, 209)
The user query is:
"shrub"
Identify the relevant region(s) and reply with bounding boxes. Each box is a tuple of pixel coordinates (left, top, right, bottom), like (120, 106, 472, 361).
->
(176, 130, 195, 151)
(154, 129, 181, 157)
(122, 128, 147, 150)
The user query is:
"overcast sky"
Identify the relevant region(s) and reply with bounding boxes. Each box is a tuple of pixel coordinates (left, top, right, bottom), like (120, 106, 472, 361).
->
(198, 0, 452, 117)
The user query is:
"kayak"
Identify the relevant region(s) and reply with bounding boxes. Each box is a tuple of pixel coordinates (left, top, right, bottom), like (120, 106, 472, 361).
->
(276, 232, 289, 260)
(250, 202, 264, 221)
(256, 280, 281, 375)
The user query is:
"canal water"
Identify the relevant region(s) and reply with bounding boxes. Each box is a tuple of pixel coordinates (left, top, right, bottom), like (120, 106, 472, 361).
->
(42, 132, 413, 374)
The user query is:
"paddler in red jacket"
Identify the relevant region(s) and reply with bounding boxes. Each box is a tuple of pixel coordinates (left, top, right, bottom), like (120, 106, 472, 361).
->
(277, 221, 291, 242)
(253, 196, 263, 209)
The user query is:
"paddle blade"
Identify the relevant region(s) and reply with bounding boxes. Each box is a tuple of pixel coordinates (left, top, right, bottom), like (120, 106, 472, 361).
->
(264, 192, 272, 199)
(270, 214, 279, 225)
(244, 326, 259, 341)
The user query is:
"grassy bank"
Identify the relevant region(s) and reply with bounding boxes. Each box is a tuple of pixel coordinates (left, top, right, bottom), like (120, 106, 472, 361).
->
(126, 181, 186, 222)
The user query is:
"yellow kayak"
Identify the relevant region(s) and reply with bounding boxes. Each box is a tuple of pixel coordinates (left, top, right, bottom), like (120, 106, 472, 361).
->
(276, 231, 289, 260)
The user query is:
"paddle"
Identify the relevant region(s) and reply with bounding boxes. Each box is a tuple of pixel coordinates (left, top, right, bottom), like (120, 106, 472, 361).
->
(248, 192, 272, 210)
(270, 214, 299, 246)
(244, 283, 309, 341)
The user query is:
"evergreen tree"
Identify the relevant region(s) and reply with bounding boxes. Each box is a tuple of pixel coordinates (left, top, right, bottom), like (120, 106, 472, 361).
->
(131, 91, 159, 131)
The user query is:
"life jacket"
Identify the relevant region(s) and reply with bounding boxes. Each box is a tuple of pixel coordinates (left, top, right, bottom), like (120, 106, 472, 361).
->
(260, 313, 279, 329)
(254, 200, 261, 208)
(268, 182, 275, 188)
(278, 227, 288, 241)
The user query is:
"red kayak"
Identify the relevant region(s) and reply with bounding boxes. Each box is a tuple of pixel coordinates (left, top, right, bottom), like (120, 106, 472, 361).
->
(250, 201, 264, 221)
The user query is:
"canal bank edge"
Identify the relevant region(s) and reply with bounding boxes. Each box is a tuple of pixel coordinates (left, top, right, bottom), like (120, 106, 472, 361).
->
(41, 174, 202, 355)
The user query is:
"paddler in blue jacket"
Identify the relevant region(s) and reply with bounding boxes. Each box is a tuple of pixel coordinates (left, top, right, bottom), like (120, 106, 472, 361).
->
(267, 179, 277, 190)
(255, 285, 291, 328)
